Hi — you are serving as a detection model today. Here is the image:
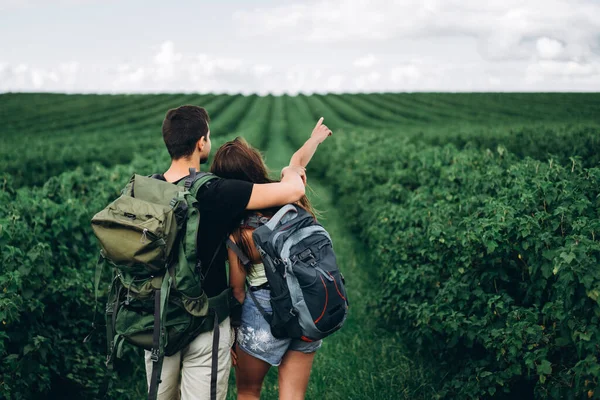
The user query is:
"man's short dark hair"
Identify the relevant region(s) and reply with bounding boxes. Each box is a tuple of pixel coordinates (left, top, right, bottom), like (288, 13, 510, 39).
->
(162, 105, 210, 160)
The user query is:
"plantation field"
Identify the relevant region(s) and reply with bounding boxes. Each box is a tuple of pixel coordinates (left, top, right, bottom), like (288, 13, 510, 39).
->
(1, 92, 600, 399)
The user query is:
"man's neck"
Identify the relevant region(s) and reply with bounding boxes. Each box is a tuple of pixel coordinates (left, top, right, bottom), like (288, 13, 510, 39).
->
(163, 158, 201, 183)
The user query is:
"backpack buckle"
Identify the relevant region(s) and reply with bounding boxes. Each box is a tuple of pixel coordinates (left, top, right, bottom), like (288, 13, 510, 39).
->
(298, 249, 315, 263)
(150, 349, 160, 363)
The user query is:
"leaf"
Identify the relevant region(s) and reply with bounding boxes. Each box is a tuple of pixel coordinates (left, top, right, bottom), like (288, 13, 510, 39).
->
(587, 290, 600, 302)
(542, 250, 556, 261)
(560, 252, 576, 264)
(485, 240, 498, 253)
(23, 344, 34, 355)
(537, 360, 552, 375)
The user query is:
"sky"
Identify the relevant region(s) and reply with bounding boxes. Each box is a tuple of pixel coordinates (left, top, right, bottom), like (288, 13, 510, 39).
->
(1, 0, 599, 94)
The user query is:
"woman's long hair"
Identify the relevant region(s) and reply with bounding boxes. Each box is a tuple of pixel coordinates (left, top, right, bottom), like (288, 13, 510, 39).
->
(210, 137, 316, 273)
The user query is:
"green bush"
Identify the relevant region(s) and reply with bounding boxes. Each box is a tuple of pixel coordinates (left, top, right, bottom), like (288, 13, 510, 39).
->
(0, 118, 242, 398)
(418, 123, 600, 169)
(325, 131, 600, 398)
(2, 93, 599, 399)
(0, 158, 156, 399)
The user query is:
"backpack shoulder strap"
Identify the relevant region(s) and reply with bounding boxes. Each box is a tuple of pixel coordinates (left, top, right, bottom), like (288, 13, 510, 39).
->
(176, 168, 218, 196)
(175, 168, 219, 283)
(189, 173, 218, 196)
(148, 274, 172, 400)
(148, 168, 217, 192)
(264, 204, 299, 230)
(227, 213, 269, 266)
(226, 238, 252, 269)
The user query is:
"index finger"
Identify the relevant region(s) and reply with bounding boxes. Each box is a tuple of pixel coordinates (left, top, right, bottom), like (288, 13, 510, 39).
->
(314, 117, 324, 129)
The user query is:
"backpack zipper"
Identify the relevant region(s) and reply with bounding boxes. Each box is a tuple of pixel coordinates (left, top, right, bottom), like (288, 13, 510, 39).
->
(315, 267, 334, 282)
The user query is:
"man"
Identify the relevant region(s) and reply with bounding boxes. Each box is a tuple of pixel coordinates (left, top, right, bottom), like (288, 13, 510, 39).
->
(144, 105, 323, 399)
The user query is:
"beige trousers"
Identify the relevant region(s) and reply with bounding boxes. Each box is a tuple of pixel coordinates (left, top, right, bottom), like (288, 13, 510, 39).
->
(145, 317, 233, 400)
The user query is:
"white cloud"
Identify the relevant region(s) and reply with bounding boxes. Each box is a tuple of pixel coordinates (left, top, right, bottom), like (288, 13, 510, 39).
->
(355, 71, 380, 90)
(154, 41, 182, 66)
(488, 76, 502, 86)
(325, 74, 345, 91)
(526, 59, 599, 84)
(253, 64, 273, 77)
(233, 0, 600, 62)
(232, 4, 306, 33)
(536, 37, 564, 59)
(0, 0, 115, 11)
(233, 0, 390, 42)
(390, 64, 422, 83)
(2, 1, 600, 93)
(114, 65, 146, 86)
(353, 55, 378, 68)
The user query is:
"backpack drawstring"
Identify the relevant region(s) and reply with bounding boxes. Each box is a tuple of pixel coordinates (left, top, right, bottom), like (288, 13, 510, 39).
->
(140, 228, 149, 244)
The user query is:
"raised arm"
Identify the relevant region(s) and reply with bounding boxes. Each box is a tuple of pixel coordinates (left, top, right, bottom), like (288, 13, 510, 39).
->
(245, 117, 332, 211)
(289, 117, 333, 168)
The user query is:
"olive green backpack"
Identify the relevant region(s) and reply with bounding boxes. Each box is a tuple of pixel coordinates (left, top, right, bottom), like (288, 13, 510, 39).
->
(90, 168, 233, 400)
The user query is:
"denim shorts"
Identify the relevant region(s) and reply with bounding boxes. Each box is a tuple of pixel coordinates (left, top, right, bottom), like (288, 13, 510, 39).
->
(236, 288, 322, 366)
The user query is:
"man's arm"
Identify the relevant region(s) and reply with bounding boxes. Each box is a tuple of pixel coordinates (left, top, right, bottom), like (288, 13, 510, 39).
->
(246, 166, 305, 210)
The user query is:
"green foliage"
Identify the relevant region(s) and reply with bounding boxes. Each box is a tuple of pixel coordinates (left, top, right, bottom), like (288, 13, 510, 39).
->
(0, 93, 251, 187)
(0, 152, 166, 399)
(324, 129, 600, 398)
(0, 140, 238, 399)
(2, 92, 600, 399)
(414, 123, 600, 169)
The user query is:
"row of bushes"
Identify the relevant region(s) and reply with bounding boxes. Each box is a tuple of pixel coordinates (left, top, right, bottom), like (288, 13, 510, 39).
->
(321, 130, 600, 399)
(0, 152, 164, 399)
(415, 123, 600, 169)
(0, 122, 242, 398)
(0, 93, 282, 399)
(0, 93, 251, 187)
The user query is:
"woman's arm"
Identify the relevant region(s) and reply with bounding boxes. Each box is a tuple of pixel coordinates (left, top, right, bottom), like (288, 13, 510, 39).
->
(249, 118, 331, 210)
(228, 237, 247, 305)
(289, 117, 333, 168)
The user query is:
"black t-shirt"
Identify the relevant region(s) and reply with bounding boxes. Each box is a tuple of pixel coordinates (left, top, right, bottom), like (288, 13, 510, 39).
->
(159, 174, 253, 297)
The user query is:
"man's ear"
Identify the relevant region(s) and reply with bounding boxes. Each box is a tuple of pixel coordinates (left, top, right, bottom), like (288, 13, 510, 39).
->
(197, 137, 205, 152)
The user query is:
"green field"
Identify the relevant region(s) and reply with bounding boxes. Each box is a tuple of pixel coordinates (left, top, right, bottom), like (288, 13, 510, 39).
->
(1, 93, 599, 399)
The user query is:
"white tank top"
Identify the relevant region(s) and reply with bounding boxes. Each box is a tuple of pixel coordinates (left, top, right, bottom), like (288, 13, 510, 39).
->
(247, 262, 268, 287)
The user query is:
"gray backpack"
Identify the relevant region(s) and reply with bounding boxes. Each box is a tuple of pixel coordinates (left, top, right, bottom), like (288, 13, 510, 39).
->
(227, 204, 348, 342)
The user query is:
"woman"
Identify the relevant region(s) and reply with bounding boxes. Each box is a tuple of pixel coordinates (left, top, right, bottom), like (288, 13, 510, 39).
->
(210, 118, 332, 400)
